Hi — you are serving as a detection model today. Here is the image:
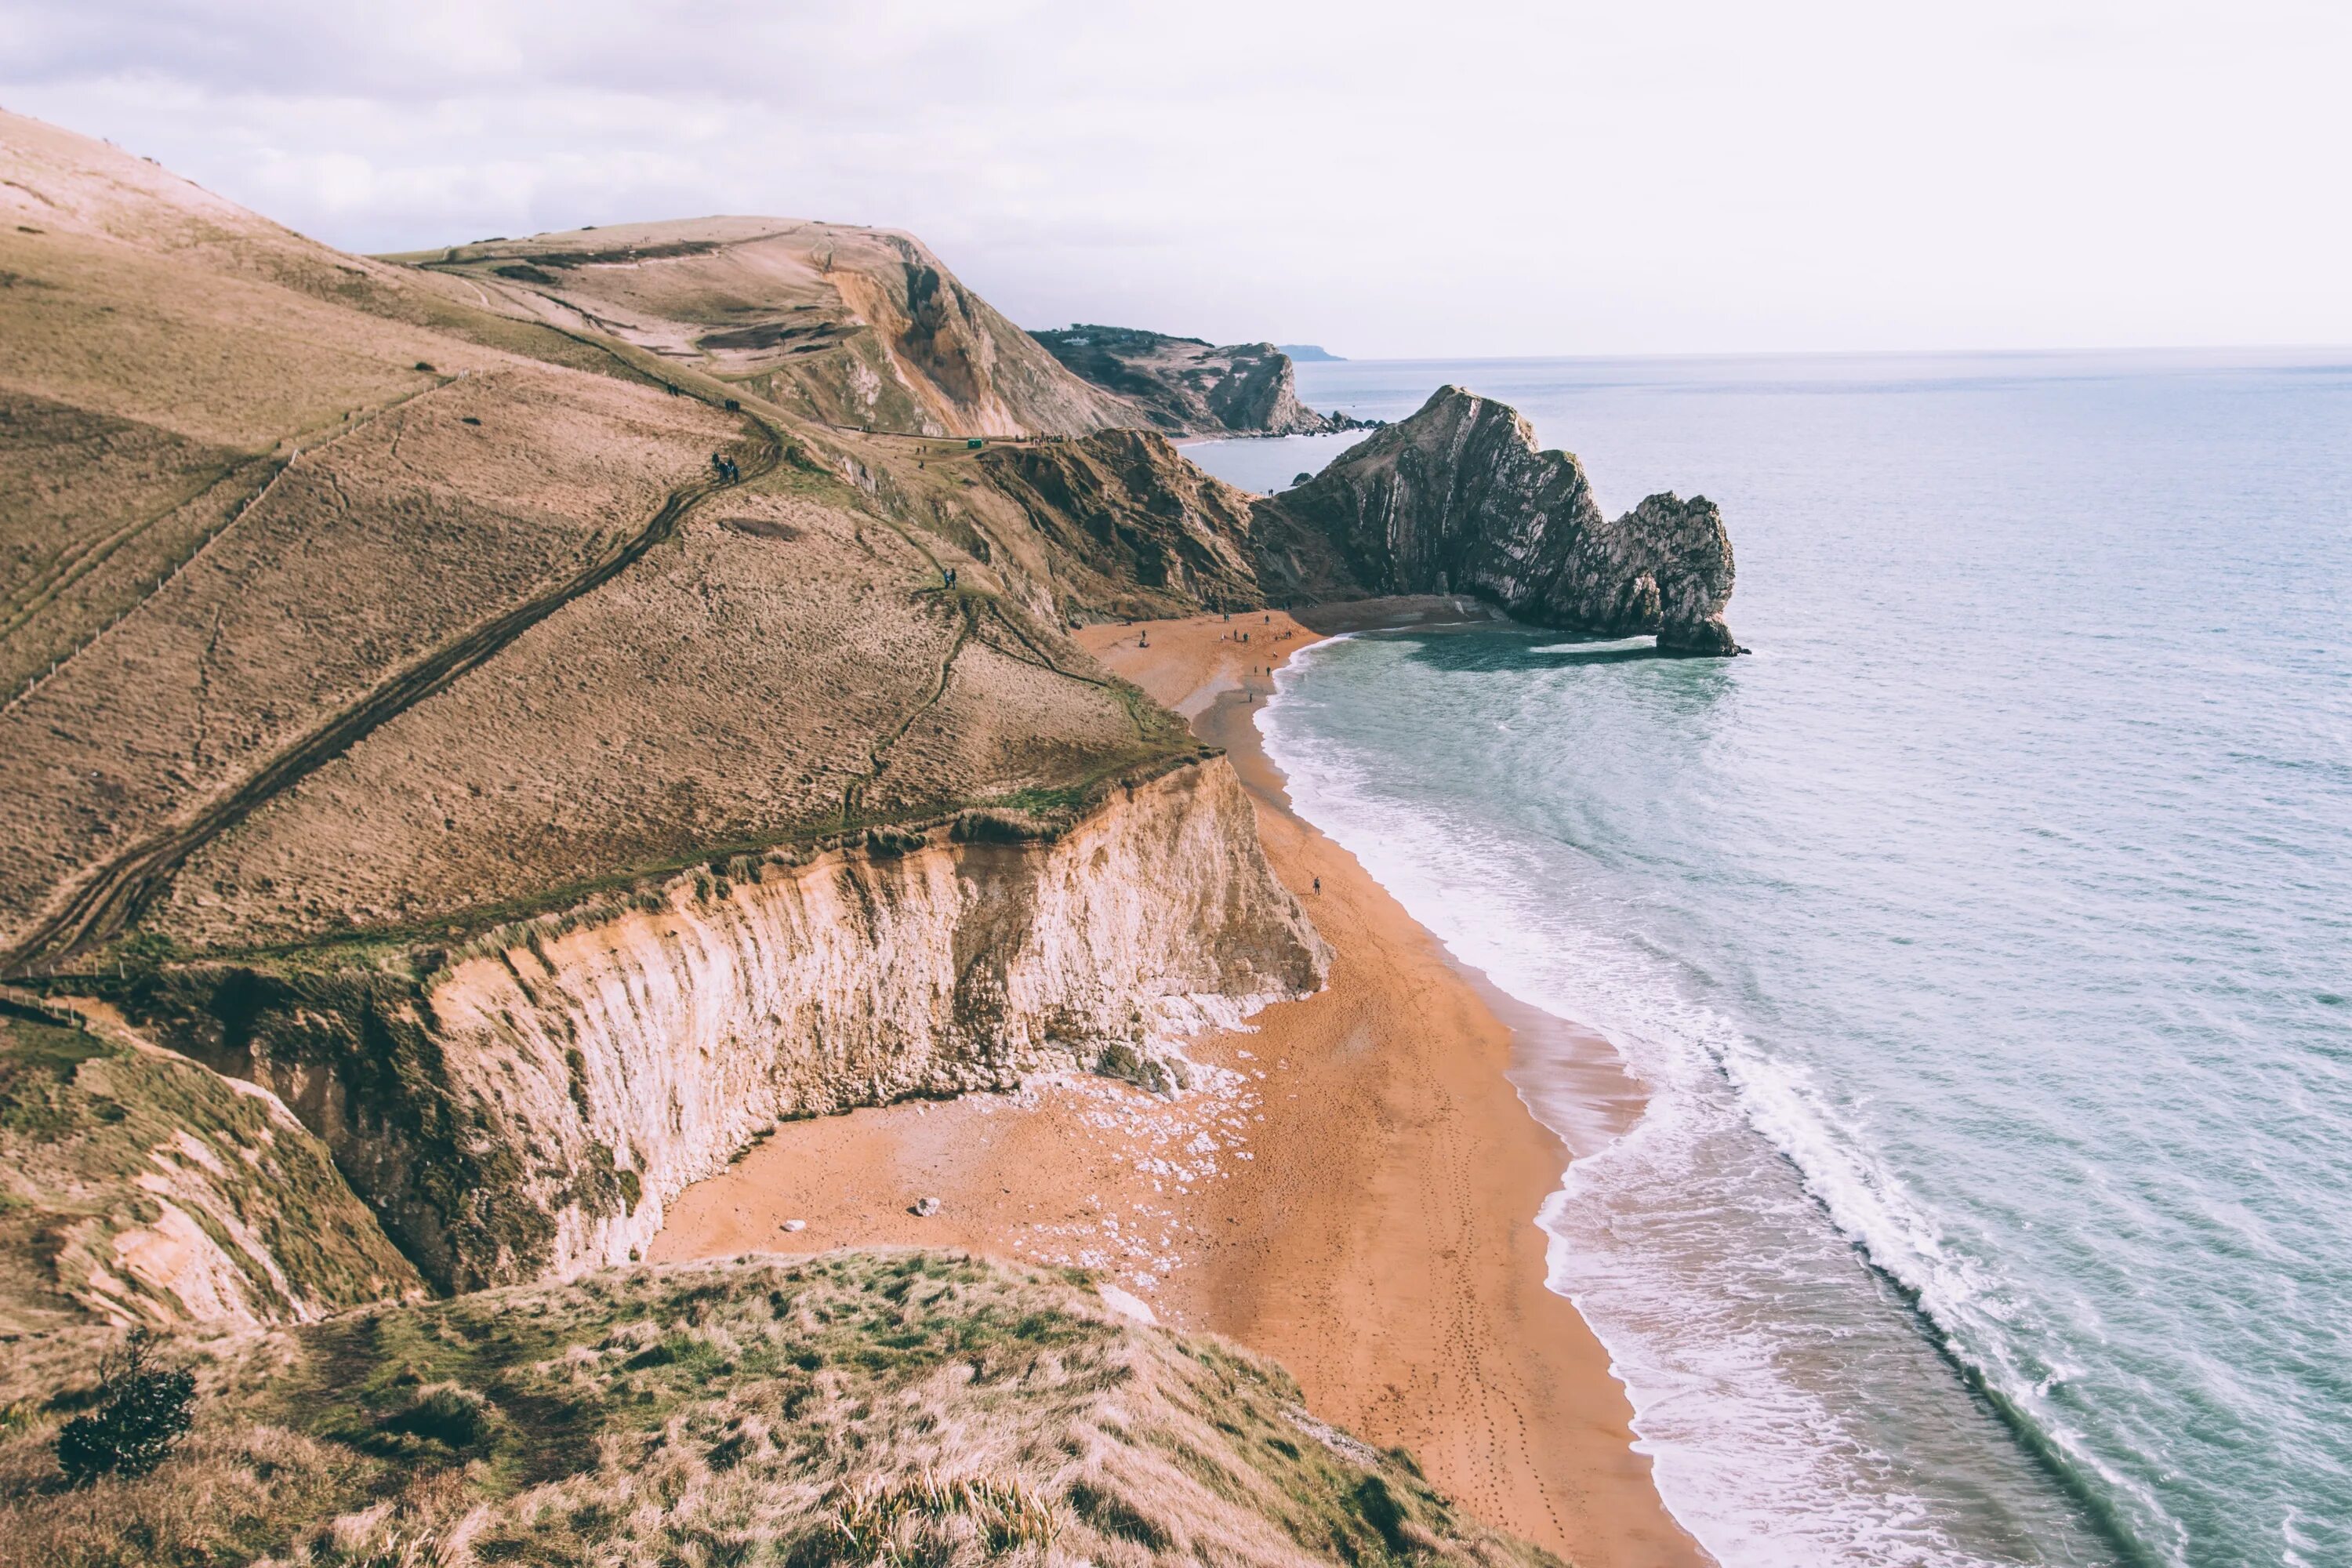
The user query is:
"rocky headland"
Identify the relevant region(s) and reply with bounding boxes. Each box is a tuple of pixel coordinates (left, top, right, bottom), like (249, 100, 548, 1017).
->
(1030, 325, 1370, 437)
(1254, 386, 1741, 654)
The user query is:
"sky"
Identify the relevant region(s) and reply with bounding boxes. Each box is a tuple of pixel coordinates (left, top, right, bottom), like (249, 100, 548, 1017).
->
(4, 0, 2347, 358)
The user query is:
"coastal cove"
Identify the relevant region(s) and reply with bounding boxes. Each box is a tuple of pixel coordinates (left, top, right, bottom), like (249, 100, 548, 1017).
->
(1192, 349, 2352, 1568)
(0, 111, 1752, 1564)
(7, 22, 2347, 1562)
(654, 608, 1708, 1568)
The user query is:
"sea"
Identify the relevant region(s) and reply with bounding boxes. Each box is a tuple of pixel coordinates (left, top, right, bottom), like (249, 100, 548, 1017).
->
(1184, 350, 2352, 1568)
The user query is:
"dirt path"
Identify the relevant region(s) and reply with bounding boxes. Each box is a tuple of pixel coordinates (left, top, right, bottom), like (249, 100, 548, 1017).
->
(2, 405, 784, 976)
(842, 604, 973, 826)
(1, 379, 459, 714)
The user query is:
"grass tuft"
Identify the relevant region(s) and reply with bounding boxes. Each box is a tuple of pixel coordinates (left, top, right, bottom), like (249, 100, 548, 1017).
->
(0, 1250, 1555, 1567)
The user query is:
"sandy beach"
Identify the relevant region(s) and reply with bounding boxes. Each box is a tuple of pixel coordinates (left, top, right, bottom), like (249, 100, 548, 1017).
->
(652, 611, 1707, 1568)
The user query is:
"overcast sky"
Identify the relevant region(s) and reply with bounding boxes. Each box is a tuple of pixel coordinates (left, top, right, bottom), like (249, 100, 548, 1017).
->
(5, 1, 2347, 357)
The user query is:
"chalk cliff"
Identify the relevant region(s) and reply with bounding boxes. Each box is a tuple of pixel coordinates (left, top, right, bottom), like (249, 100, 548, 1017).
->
(135, 759, 1325, 1292)
(1255, 386, 1740, 654)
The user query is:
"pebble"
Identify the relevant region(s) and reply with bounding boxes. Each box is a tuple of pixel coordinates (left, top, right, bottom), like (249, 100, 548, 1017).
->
(913, 1196, 942, 1217)
(780, 1219, 806, 1232)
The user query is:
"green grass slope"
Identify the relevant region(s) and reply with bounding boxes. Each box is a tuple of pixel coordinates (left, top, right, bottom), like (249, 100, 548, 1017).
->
(0, 1000, 419, 1335)
(0, 1251, 1555, 1568)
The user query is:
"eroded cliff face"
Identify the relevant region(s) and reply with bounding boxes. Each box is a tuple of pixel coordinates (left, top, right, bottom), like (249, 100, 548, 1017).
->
(1206, 342, 1333, 435)
(975, 429, 1266, 618)
(1255, 387, 1740, 654)
(136, 759, 1324, 1293)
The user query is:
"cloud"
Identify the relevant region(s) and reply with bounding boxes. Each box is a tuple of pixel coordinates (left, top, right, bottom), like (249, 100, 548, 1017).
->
(5, 0, 2349, 354)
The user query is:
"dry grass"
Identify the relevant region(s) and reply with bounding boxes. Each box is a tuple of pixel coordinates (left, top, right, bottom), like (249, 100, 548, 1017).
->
(0, 1251, 1556, 1568)
(2, 111, 1241, 965)
(142, 486, 1174, 953)
(408, 218, 1138, 440)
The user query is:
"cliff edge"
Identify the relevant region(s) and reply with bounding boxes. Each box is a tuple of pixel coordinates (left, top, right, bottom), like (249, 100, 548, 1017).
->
(1255, 386, 1740, 654)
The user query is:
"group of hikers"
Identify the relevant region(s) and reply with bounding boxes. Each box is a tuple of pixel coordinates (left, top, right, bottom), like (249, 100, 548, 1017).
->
(708, 451, 741, 482)
(942, 567, 959, 588)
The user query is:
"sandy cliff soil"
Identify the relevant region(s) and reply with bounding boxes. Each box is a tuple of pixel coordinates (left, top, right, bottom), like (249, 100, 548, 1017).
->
(655, 612, 1709, 1568)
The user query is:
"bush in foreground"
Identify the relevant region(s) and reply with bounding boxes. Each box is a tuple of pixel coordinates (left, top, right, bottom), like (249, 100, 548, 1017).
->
(54, 1330, 195, 1485)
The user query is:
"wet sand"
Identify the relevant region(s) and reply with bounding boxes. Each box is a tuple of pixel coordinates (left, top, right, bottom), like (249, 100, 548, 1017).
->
(652, 611, 1708, 1568)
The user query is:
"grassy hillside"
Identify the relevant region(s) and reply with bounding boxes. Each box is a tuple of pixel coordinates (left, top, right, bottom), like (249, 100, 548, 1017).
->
(0, 998, 419, 1334)
(395, 219, 1144, 438)
(0, 1251, 1555, 1568)
(0, 110, 1268, 975)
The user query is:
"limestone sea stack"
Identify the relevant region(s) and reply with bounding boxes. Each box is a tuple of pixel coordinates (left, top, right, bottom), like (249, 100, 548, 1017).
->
(1256, 386, 1740, 654)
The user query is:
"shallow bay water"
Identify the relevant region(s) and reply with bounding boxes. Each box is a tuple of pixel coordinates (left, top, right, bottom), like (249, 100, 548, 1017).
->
(1189, 350, 2352, 1568)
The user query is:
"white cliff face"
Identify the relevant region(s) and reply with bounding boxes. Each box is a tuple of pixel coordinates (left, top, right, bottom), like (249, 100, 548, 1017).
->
(399, 757, 1323, 1284)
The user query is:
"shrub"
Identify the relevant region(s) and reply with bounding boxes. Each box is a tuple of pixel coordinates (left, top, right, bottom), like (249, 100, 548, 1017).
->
(949, 808, 1048, 844)
(54, 1330, 197, 1484)
(862, 826, 928, 857)
(114, 929, 183, 977)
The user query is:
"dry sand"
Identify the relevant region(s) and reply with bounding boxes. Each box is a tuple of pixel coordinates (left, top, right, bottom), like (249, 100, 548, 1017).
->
(652, 611, 1708, 1568)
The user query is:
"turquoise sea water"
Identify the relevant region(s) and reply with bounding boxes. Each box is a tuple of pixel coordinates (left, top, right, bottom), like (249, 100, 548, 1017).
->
(1187, 351, 2352, 1568)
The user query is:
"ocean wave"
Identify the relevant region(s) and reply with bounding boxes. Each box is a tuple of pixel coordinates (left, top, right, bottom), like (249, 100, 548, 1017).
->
(1261, 650, 2126, 1568)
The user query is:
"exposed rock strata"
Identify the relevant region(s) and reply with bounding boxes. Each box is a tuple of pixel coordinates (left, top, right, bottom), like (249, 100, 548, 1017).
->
(975, 428, 1265, 618)
(1254, 386, 1739, 653)
(1030, 325, 1363, 436)
(136, 760, 1325, 1292)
